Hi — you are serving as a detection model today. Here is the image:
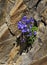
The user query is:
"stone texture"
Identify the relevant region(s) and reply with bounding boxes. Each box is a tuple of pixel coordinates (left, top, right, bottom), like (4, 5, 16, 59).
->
(0, 0, 47, 65)
(37, 0, 47, 14)
(20, 53, 31, 65)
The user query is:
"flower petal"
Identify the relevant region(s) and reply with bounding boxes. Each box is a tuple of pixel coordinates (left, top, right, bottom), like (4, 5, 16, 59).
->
(34, 31, 37, 35)
(22, 16, 27, 22)
(30, 17, 34, 23)
(26, 19, 31, 24)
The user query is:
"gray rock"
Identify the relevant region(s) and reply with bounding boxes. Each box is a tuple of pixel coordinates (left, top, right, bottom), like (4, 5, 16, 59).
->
(38, 22, 45, 33)
(26, 0, 38, 9)
(37, 0, 47, 14)
(20, 53, 31, 65)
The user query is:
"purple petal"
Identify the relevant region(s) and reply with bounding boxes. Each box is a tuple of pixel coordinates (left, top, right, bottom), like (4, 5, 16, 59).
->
(27, 32, 32, 37)
(22, 29, 27, 33)
(27, 29, 30, 32)
(18, 21, 27, 30)
(18, 21, 22, 23)
(30, 17, 34, 23)
(30, 24, 32, 28)
(34, 31, 37, 35)
(24, 25, 27, 27)
(26, 19, 31, 24)
(22, 16, 27, 22)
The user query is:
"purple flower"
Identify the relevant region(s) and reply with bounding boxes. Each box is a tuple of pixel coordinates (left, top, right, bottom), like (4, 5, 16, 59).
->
(18, 16, 37, 36)
(26, 19, 31, 24)
(22, 29, 27, 33)
(18, 21, 27, 30)
(27, 28, 30, 32)
(22, 28, 30, 33)
(27, 32, 32, 37)
(18, 21, 22, 30)
(22, 16, 27, 22)
(29, 24, 32, 29)
(24, 24, 27, 28)
(18, 21, 22, 24)
(30, 17, 34, 23)
(34, 31, 37, 35)
(22, 28, 27, 33)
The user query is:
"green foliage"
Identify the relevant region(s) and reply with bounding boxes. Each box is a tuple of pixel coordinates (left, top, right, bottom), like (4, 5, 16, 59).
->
(31, 26, 38, 32)
(27, 26, 38, 44)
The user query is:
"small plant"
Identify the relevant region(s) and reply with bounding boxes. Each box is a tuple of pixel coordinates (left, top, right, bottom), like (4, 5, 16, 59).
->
(17, 16, 38, 54)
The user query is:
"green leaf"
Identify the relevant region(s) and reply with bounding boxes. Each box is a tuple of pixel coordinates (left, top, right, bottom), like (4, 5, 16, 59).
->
(31, 26, 38, 32)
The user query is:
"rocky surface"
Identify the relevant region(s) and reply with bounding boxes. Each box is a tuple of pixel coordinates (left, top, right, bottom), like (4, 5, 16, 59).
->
(0, 0, 47, 65)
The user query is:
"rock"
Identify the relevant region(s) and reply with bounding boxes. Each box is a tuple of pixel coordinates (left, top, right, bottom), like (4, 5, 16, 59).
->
(41, 9, 47, 21)
(34, 12, 41, 21)
(38, 22, 45, 33)
(26, 0, 38, 9)
(0, 0, 7, 26)
(0, 0, 47, 65)
(20, 53, 31, 65)
(23, 0, 30, 2)
(31, 25, 47, 60)
(37, 0, 47, 14)
(45, 20, 47, 25)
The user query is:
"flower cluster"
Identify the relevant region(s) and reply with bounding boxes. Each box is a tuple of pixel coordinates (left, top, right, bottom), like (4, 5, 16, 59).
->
(18, 16, 36, 36)
(17, 16, 38, 54)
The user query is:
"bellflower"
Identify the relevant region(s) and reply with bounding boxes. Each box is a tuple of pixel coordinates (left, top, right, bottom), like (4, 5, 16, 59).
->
(34, 31, 37, 35)
(22, 29, 27, 33)
(27, 32, 32, 37)
(30, 17, 34, 23)
(22, 28, 30, 33)
(29, 24, 32, 29)
(18, 21, 27, 30)
(22, 16, 27, 22)
(26, 19, 31, 24)
(17, 15, 38, 54)
(17, 16, 37, 45)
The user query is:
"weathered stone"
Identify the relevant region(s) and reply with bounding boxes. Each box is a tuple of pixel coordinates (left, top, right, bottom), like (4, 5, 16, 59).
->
(38, 22, 45, 33)
(0, 0, 7, 26)
(20, 53, 31, 65)
(41, 9, 47, 21)
(37, 0, 47, 14)
(0, 0, 47, 65)
(26, 0, 38, 9)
